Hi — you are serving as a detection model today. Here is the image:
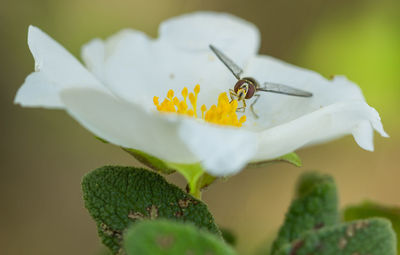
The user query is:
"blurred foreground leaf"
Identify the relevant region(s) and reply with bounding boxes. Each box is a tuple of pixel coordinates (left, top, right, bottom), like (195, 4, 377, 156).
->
(82, 166, 220, 254)
(220, 228, 237, 246)
(275, 218, 396, 255)
(344, 201, 400, 250)
(271, 172, 339, 254)
(124, 220, 236, 255)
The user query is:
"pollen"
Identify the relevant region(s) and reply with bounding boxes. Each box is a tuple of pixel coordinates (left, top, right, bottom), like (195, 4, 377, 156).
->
(153, 85, 246, 127)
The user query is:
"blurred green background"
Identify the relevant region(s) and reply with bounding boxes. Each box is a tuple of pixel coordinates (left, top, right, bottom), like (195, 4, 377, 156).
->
(1, 0, 399, 254)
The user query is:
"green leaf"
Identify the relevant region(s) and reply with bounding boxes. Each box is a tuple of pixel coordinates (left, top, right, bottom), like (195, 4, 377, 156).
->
(82, 166, 220, 254)
(275, 218, 397, 255)
(123, 220, 237, 255)
(271, 172, 339, 254)
(343, 201, 400, 251)
(248, 152, 302, 168)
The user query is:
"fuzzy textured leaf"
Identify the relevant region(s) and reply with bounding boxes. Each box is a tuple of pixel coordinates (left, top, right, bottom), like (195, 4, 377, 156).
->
(82, 166, 220, 254)
(344, 201, 400, 251)
(124, 220, 236, 255)
(275, 218, 397, 255)
(271, 172, 339, 254)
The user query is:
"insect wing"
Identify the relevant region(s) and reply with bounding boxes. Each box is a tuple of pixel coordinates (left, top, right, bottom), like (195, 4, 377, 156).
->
(209, 45, 243, 80)
(258, 82, 313, 97)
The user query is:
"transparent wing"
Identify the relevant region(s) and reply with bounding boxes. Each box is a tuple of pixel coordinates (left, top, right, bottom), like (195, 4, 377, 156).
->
(258, 82, 313, 97)
(209, 45, 243, 80)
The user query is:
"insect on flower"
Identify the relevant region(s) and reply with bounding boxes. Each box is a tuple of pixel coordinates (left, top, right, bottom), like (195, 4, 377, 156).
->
(209, 45, 313, 118)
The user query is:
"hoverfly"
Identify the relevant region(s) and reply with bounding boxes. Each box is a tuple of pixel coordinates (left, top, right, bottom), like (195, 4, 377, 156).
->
(209, 45, 313, 118)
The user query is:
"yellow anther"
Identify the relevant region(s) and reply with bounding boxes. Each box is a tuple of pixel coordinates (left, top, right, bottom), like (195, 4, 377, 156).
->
(177, 101, 188, 114)
(182, 87, 188, 100)
(194, 84, 200, 94)
(187, 110, 194, 117)
(173, 97, 180, 106)
(189, 93, 196, 105)
(167, 89, 174, 99)
(154, 85, 246, 127)
(153, 96, 159, 106)
(218, 93, 229, 105)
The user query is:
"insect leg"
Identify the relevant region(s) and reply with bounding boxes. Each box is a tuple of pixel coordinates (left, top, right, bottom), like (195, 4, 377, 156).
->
(229, 89, 237, 102)
(250, 94, 260, 118)
(236, 100, 246, 112)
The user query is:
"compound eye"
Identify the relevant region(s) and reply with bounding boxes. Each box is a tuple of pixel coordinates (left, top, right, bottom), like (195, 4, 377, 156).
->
(234, 80, 247, 93)
(245, 83, 256, 99)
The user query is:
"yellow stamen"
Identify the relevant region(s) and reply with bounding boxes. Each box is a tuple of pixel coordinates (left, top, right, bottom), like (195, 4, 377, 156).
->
(154, 85, 246, 127)
(173, 97, 179, 106)
(153, 96, 159, 106)
(167, 89, 174, 99)
(201, 104, 207, 119)
(182, 87, 188, 104)
(194, 84, 200, 94)
(189, 92, 197, 117)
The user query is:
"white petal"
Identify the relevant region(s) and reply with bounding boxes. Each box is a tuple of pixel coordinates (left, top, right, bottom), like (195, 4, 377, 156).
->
(15, 72, 62, 108)
(253, 101, 387, 161)
(59, 87, 197, 163)
(81, 29, 137, 83)
(60, 86, 257, 176)
(352, 120, 374, 151)
(242, 55, 387, 155)
(159, 11, 260, 57)
(179, 119, 258, 176)
(81, 12, 260, 110)
(81, 39, 106, 82)
(101, 30, 235, 109)
(243, 55, 368, 129)
(15, 26, 106, 108)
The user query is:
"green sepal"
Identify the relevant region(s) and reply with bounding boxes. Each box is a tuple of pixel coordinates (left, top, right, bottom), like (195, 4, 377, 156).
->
(82, 166, 220, 254)
(100, 137, 298, 197)
(248, 152, 302, 168)
(271, 172, 339, 254)
(123, 220, 237, 255)
(123, 148, 176, 174)
(166, 162, 217, 199)
(344, 201, 400, 251)
(96, 137, 178, 175)
(275, 218, 397, 255)
(123, 148, 215, 198)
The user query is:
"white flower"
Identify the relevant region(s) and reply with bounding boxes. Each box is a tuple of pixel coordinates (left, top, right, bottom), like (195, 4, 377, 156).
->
(15, 12, 387, 178)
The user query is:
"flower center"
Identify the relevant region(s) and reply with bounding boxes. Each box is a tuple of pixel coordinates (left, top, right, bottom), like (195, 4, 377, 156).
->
(153, 85, 246, 127)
